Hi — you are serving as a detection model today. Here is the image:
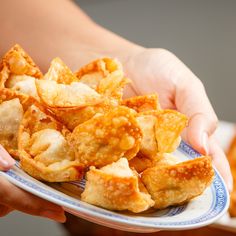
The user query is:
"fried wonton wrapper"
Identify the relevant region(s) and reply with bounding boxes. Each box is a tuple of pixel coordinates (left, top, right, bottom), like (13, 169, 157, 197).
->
(141, 156, 214, 209)
(75, 58, 130, 101)
(136, 114, 158, 159)
(129, 153, 180, 173)
(0, 44, 42, 89)
(18, 105, 84, 182)
(49, 100, 114, 131)
(69, 106, 142, 167)
(5, 75, 39, 99)
(36, 80, 102, 108)
(137, 110, 187, 157)
(154, 110, 188, 153)
(0, 88, 40, 157)
(81, 158, 154, 213)
(122, 94, 161, 113)
(44, 57, 79, 84)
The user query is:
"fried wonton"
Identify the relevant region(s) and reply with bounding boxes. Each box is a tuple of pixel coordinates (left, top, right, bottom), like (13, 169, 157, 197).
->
(18, 105, 84, 182)
(136, 114, 158, 159)
(75, 58, 130, 101)
(5, 75, 39, 99)
(141, 156, 214, 209)
(81, 158, 154, 213)
(0, 88, 38, 157)
(0, 44, 42, 88)
(129, 152, 180, 173)
(154, 110, 188, 153)
(122, 94, 161, 113)
(44, 57, 79, 84)
(36, 80, 103, 108)
(49, 100, 114, 131)
(69, 106, 142, 167)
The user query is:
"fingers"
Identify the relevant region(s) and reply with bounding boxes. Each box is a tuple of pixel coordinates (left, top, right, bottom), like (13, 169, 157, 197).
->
(175, 75, 218, 155)
(0, 145, 15, 171)
(208, 136, 233, 192)
(0, 176, 66, 222)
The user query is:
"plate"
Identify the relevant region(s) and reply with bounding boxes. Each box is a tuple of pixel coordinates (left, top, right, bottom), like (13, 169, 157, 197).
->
(0, 141, 229, 233)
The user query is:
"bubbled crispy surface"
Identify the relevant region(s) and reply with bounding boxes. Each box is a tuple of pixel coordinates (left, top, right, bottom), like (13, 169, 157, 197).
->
(69, 106, 142, 167)
(122, 94, 161, 113)
(0, 44, 42, 88)
(81, 158, 154, 213)
(141, 156, 214, 209)
(18, 105, 84, 182)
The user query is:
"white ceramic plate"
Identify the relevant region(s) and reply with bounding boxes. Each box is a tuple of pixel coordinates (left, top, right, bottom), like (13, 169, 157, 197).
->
(0, 141, 229, 233)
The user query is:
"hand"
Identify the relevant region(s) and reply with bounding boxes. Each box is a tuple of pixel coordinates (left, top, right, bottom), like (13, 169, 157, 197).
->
(124, 48, 233, 191)
(0, 145, 66, 222)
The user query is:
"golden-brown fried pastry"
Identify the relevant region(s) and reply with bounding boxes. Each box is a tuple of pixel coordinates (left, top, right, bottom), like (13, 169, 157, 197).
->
(0, 44, 42, 92)
(129, 152, 180, 173)
(5, 75, 39, 99)
(18, 105, 84, 182)
(75, 58, 130, 101)
(44, 57, 79, 84)
(81, 158, 154, 213)
(69, 106, 142, 167)
(136, 114, 158, 159)
(154, 110, 188, 153)
(0, 88, 38, 157)
(141, 156, 214, 209)
(36, 80, 102, 108)
(49, 100, 113, 131)
(122, 94, 161, 113)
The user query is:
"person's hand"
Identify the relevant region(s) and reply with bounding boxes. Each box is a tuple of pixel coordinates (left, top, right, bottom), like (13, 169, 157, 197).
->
(0, 145, 66, 222)
(124, 48, 233, 191)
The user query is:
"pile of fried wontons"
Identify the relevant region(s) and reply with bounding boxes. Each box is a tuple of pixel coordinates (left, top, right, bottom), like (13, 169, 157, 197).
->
(0, 45, 214, 213)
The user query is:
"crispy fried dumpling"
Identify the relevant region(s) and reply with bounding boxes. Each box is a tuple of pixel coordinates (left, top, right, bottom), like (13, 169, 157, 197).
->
(136, 114, 158, 159)
(129, 153, 180, 173)
(69, 106, 142, 167)
(81, 158, 154, 213)
(141, 156, 214, 209)
(36, 80, 102, 108)
(0, 44, 42, 88)
(18, 105, 84, 182)
(44, 57, 79, 84)
(75, 58, 130, 101)
(5, 75, 39, 99)
(154, 110, 188, 153)
(0, 88, 38, 157)
(122, 94, 161, 113)
(0, 98, 23, 156)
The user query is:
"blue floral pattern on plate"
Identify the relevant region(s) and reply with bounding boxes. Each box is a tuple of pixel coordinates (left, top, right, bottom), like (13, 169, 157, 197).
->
(0, 141, 229, 231)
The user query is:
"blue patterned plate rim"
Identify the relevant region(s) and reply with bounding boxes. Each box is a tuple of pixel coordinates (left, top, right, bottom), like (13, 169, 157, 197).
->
(0, 141, 230, 230)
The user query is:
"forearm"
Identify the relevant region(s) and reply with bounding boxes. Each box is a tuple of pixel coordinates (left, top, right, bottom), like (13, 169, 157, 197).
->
(1, 0, 142, 71)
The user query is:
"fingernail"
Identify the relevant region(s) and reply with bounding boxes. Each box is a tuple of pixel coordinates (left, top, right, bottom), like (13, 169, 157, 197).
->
(0, 157, 10, 168)
(202, 132, 209, 155)
(41, 210, 66, 223)
(0, 145, 15, 167)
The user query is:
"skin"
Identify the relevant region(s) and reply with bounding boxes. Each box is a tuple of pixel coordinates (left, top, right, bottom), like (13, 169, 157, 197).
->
(0, 0, 232, 222)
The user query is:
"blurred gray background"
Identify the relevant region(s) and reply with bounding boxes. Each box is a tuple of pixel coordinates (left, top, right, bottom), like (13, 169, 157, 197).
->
(1, 0, 236, 235)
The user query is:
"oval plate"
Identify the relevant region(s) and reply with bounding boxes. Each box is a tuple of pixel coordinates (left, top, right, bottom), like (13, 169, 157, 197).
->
(0, 141, 229, 233)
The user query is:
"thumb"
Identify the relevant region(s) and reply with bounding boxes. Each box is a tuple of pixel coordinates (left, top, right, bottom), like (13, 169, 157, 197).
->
(185, 113, 217, 155)
(0, 145, 15, 171)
